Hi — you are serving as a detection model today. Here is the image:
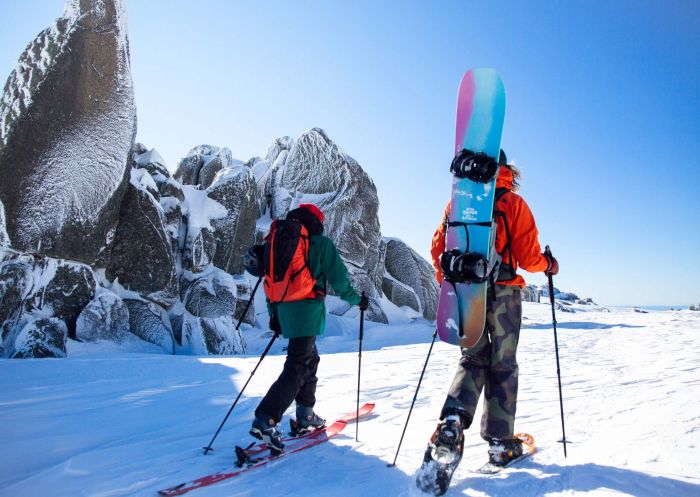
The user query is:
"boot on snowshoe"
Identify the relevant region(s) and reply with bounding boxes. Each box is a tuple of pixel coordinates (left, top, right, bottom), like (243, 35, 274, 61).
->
(487, 437, 523, 466)
(249, 413, 284, 453)
(290, 405, 326, 436)
(416, 414, 465, 495)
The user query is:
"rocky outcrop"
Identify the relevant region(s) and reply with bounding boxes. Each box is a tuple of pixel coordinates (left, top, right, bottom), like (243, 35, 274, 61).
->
(41, 259, 97, 337)
(0, 250, 96, 340)
(207, 167, 257, 275)
(259, 129, 387, 323)
(0, 0, 136, 264)
(382, 238, 439, 320)
(106, 172, 178, 306)
(174, 145, 242, 190)
(177, 311, 247, 355)
(173, 146, 256, 276)
(76, 292, 130, 342)
(11, 316, 68, 358)
(182, 269, 254, 324)
(0, 254, 31, 328)
(124, 298, 174, 353)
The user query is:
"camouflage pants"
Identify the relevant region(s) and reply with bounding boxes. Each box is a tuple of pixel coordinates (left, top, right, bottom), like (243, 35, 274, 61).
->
(441, 284, 522, 440)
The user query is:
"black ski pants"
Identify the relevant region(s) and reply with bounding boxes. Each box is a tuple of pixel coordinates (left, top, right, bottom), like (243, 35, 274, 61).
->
(255, 336, 320, 423)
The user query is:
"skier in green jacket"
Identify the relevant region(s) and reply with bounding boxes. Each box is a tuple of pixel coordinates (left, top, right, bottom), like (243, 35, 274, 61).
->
(250, 203, 368, 451)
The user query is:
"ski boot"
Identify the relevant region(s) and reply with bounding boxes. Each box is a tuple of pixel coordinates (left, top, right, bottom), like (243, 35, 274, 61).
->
(416, 414, 465, 496)
(249, 413, 284, 454)
(290, 405, 326, 436)
(487, 437, 523, 466)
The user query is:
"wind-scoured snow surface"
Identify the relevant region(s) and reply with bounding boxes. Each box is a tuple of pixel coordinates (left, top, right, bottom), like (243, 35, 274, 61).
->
(0, 304, 698, 496)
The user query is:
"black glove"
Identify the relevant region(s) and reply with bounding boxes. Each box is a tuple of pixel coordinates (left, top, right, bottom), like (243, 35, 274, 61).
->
(544, 253, 559, 276)
(359, 294, 369, 312)
(269, 313, 281, 333)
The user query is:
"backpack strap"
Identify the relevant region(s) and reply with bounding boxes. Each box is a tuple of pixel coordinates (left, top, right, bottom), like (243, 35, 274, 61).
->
(493, 188, 516, 282)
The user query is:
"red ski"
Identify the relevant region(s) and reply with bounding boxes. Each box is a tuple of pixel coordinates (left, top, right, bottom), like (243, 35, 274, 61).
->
(158, 403, 375, 496)
(245, 401, 375, 456)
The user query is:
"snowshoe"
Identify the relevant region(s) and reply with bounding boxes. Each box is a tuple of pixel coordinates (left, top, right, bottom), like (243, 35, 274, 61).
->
(476, 433, 536, 474)
(416, 415, 465, 496)
(487, 437, 523, 466)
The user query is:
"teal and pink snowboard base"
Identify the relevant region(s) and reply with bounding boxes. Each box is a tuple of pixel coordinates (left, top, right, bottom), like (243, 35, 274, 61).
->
(436, 68, 506, 348)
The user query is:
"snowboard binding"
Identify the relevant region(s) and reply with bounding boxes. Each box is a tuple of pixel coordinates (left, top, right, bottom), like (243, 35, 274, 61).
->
(450, 149, 499, 183)
(440, 249, 489, 283)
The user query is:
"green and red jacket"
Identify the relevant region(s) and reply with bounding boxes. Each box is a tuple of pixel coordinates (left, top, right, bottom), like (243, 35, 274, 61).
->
(269, 234, 360, 339)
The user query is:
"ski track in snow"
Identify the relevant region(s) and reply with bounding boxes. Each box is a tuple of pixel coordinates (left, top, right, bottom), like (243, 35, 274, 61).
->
(0, 304, 698, 497)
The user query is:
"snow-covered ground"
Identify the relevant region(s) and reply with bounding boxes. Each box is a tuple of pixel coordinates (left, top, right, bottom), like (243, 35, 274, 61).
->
(1, 303, 698, 497)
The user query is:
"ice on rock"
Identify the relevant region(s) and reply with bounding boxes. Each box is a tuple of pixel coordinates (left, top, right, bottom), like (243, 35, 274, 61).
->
(0, 0, 136, 264)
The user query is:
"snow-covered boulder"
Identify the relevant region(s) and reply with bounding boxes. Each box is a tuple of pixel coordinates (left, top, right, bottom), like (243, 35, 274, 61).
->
(176, 311, 247, 355)
(382, 277, 421, 315)
(130, 147, 186, 258)
(76, 292, 130, 343)
(175, 145, 242, 190)
(106, 173, 178, 306)
(179, 184, 227, 274)
(522, 285, 541, 303)
(0, 251, 96, 339)
(255, 136, 294, 217)
(41, 258, 97, 338)
(0, 0, 136, 264)
(131, 144, 170, 182)
(11, 316, 68, 359)
(382, 238, 439, 320)
(259, 128, 387, 323)
(123, 299, 174, 353)
(207, 166, 257, 275)
(182, 269, 254, 324)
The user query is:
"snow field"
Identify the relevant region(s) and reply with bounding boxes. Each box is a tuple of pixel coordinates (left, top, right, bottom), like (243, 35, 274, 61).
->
(0, 304, 698, 496)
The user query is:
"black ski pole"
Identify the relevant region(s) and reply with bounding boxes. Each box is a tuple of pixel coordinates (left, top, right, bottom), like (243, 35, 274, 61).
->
(387, 328, 438, 467)
(233, 276, 263, 355)
(202, 328, 280, 454)
(545, 245, 568, 457)
(235, 276, 262, 332)
(356, 292, 365, 442)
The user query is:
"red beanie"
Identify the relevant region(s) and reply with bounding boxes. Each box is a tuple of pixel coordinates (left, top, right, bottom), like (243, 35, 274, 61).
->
(299, 203, 324, 223)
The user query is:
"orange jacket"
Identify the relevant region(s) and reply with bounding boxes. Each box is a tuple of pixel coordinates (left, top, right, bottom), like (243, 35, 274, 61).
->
(430, 167, 548, 287)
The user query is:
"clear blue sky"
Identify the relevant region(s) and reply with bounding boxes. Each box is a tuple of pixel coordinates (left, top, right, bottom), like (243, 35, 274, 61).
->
(1, 0, 698, 306)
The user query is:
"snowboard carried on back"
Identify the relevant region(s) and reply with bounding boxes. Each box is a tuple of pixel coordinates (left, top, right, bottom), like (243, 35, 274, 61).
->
(436, 68, 506, 348)
(417, 68, 506, 495)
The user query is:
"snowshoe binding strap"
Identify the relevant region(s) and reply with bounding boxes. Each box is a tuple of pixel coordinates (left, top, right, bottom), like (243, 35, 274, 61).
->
(450, 149, 499, 183)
